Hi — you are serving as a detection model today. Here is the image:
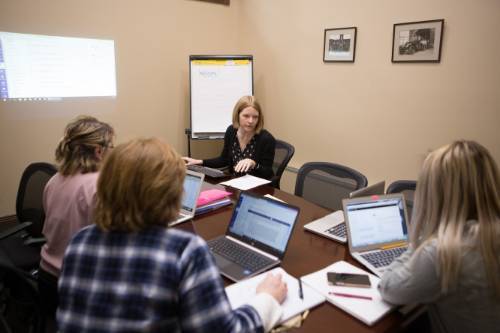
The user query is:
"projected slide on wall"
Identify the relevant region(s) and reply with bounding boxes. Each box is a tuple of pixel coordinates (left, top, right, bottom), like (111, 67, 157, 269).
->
(0, 32, 116, 101)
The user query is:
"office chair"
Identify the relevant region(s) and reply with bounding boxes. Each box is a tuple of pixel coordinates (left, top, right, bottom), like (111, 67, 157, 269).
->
(270, 139, 295, 189)
(386, 180, 417, 222)
(0, 259, 44, 333)
(294, 162, 368, 211)
(0, 162, 57, 272)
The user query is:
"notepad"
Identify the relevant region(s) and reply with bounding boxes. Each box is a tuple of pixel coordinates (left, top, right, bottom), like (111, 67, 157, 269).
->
(195, 197, 232, 216)
(225, 267, 325, 324)
(301, 261, 395, 326)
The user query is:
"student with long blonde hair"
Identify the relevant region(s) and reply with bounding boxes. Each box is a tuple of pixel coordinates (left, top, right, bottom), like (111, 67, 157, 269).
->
(379, 140, 500, 333)
(57, 138, 287, 333)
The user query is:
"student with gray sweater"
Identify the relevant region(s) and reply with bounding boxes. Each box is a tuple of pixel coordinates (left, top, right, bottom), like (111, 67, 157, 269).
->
(379, 140, 500, 333)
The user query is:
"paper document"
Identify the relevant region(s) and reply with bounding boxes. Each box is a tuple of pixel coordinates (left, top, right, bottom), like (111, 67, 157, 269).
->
(226, 267, 325, 324)
(301, 261, 394, 326)
(220, 175, 271, 190)
(264, 194, 285, 202)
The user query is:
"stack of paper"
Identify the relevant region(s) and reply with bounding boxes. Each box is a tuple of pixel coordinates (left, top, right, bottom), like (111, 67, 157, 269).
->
(195, 189, 232, 215)
(220, 175, 271, 190)
(225, 267, 325, 325)
(195, 197, 232, 215)
(301, 261, 395, 326)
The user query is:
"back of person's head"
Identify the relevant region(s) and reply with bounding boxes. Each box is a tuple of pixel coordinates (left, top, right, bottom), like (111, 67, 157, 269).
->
(412, 140, 500, 296)
(95, 137, 185, 232)
(56, 115, 114, 176)
(232, 95, 264, 133)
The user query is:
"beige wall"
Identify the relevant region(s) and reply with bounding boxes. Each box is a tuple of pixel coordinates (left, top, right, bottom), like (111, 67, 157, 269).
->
(1, 0, 499, 215)
(237, 0, 500, 193)
(0, 0, 234, 215)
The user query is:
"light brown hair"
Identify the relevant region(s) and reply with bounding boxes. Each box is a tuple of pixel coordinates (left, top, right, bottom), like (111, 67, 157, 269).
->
(55, 115, 114, 176)
(95, 137, 185, 232)
(411, 140, 500, 297)
(231, 95, 264, 133)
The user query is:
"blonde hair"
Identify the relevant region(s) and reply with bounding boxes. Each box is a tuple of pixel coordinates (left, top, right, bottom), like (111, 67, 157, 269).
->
(55, 115, 114, 176)
(411, 140, 500, 297)
(231, 95, 264, 133)
(95, 137, 185, 232)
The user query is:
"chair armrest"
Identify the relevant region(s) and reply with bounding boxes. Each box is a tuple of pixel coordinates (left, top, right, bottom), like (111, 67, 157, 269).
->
(0, 222, 32, 240)
(24, 237, 46, 246)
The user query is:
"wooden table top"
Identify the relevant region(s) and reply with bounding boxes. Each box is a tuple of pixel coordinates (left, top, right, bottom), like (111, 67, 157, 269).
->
(176, 183, 408, 333)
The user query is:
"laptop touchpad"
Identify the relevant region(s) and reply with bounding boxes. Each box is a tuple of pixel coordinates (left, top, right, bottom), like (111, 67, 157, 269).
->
(213, 253, 232, 268)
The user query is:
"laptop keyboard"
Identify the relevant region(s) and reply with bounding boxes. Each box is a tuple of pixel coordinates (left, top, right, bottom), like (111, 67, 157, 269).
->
(187, 165, 226, 178)
(208, 238, 275, 272)
(325, 223, 346, 238)
(361, 247, 407, 268)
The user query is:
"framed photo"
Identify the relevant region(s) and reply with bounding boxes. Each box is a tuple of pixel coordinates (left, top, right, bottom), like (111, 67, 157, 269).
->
(392, 19, 444, 63)
(323, 27, 357, 62)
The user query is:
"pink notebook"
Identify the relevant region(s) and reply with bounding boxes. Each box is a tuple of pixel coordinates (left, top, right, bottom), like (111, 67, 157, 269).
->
(196, 189, 232, 207)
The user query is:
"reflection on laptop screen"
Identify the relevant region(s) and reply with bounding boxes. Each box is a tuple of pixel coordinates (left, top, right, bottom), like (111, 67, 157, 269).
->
(346, 198, 408, 248)
(228, 193, 297, 253)
(182, 174, 202, 212)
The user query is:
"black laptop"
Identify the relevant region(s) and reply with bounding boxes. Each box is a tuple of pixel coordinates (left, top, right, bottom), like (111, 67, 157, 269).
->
(208, 191, 300, 281)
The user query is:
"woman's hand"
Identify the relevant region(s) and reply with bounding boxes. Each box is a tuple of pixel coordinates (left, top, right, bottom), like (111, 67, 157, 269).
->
(182, 157, 203, 166)
(234, 158, 256, 173)
(256, 272, 288, 304)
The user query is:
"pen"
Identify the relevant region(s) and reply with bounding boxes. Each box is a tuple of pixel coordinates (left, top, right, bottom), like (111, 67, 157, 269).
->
(328, 292, 372, 300)
(298, 278, 304, 300)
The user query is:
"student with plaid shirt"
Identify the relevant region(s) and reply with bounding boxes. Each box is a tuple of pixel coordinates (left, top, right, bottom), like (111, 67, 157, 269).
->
(57, 138, 287, 333)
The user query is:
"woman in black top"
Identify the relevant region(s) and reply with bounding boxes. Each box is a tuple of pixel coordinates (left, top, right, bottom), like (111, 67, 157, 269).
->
(184, 96, 276, 180)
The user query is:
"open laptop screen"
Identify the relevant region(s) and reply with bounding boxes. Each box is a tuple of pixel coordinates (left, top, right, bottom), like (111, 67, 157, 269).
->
(345, 196, 408, 249)
(228, 192, 299, 255)
(181, 173, 203, 213)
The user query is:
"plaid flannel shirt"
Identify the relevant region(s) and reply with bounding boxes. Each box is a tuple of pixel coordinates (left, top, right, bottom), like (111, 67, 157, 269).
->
(57, 225, 264, 333)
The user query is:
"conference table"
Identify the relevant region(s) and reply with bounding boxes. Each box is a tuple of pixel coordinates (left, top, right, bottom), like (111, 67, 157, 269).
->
(177, 182, 414, 333)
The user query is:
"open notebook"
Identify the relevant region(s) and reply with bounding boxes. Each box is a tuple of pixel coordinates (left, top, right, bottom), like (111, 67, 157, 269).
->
(301, 261, 395, 326)
(225, 267, 325, 325)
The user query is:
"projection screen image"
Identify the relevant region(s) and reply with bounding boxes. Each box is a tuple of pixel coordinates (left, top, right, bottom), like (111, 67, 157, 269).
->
(0, 32, 116, 101)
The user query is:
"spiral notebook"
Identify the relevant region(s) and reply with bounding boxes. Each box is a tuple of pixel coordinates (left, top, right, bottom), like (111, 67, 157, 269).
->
(225, 267, 325, 325)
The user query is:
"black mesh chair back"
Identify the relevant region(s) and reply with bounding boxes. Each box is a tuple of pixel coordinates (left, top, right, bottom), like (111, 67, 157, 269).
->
(0, 259, 44, 333)
(271, 140, 295, 189)
(16, 163, 58, 237)
(0, 163, 57, 272)
(294, 162, 368, 211)
(386, 180, 417, 222)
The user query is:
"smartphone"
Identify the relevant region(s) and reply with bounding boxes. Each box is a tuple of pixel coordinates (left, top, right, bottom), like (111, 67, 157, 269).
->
(327, 272, 371, 288)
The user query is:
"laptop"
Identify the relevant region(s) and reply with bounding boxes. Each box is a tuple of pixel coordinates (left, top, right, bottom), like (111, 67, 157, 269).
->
(187, 164, 227, 178)
(343, 193, 409, 277)
(303, 181, 385, 243)
(208, 191, 300, 281)
(168, 170, 205, 226)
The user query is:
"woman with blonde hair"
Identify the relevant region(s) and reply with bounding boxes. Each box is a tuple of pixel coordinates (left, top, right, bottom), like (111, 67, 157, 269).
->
(57, 138, 287, 333)
(39, 115, 114, 318)
(184, 95, 276, 179)
(379, 140, 500, 333)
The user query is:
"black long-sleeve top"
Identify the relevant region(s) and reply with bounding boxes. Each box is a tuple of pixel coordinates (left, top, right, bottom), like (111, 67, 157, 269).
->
(203, 125, 275, 180)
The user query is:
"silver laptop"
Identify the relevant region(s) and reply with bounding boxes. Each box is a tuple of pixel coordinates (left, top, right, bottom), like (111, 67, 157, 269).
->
(343, 193, 409, 277)
(208, 191, 300, 281)
(169, 170, 205, 226)
(303, 181, 385, 243)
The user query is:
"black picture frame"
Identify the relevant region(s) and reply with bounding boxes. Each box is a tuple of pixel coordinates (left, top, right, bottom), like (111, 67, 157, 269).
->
(323, 27, 357, 62)
(392, 19, 444, 63)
